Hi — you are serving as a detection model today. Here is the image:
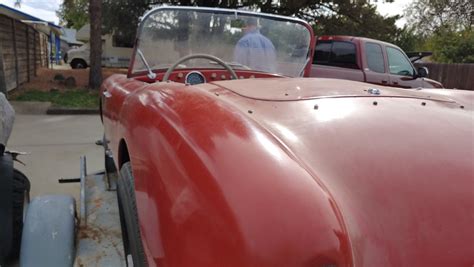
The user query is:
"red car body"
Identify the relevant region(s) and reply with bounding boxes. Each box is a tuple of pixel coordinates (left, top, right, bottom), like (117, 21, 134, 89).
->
(101, 7, 474, 267)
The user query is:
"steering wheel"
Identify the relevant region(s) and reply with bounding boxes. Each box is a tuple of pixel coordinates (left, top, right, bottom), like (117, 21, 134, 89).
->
(162, 54, 238, 82)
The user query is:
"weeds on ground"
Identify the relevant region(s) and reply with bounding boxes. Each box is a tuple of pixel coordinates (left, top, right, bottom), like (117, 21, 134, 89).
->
(11, 89, 99, 108)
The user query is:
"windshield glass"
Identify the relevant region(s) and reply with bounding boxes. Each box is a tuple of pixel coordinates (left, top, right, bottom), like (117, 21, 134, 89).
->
(131, 7, 312, 77)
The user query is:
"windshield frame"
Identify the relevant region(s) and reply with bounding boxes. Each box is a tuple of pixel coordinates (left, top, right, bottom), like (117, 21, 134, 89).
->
(127, 6, 315, 78)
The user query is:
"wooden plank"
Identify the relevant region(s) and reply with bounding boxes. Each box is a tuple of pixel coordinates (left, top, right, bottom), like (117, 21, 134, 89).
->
(4, 69, 16, 79)
(2, 53, 17, 60)
(3, 58, 17, 66)
(3, 52, 15, 59)
(15, 31, 27, 38)
(0, 28, 13, 35)
(12, 19, 19, 89)
(15, 51, 29, 56)
(4, 65, 17, 72)
(0, 32, 13, 39)
(5, 80, 16, 92)
(15, 43, 28, 49)
(0, 35, 14, 42)
(34, 31, 37, 75)
(0, 29, 6, 94)
(15, 23, 27, 32)
(18, 72, 27, 81)
(0, 20, 14, 28)
(27, 28, 34, 78)
(468, 64, 474, 90)
(0, 14, 11, 23)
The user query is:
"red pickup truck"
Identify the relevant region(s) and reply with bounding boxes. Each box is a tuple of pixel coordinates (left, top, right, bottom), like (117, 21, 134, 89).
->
(310, 36, 443, 88)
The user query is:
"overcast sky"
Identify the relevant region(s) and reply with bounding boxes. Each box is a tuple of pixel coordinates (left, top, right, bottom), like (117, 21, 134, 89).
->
(3, 0, 412, 28)
(3, 0, 61, 24)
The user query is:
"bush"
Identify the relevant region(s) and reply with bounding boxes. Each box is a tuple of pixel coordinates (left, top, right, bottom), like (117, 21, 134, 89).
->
(53, 73, 65, 81)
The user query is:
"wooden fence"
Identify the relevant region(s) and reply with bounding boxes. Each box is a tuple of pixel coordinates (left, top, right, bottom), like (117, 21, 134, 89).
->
(415, 62, 474, 90)
(0, 14, 48, 94)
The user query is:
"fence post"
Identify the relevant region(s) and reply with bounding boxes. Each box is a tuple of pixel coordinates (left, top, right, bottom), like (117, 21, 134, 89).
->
(34, 31, 37, 76)
(11, 19, 19, 89)
(0, 42, 6, 95)
(26, 26, 30, 82)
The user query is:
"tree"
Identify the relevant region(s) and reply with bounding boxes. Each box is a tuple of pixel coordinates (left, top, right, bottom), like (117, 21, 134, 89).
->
(57, 0, 89, 30)
(311, 2, 401, 43)
(101, 0, 401, 46)
(405, 0, 473, 35)
(425, 28, 474, 63)
(89, 0, 102, 89)
(403, 0, 473, 63)
(393, 26, 426, 52)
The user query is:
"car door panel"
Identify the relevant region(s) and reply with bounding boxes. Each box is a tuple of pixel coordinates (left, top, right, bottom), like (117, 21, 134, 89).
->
(363, 42, 390, 86)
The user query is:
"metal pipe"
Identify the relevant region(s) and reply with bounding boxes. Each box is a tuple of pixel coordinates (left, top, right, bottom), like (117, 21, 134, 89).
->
(80, 156, 87, 225)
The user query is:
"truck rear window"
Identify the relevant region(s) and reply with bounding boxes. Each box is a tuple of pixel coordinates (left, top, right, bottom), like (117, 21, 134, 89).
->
(313, 41, 358, 69)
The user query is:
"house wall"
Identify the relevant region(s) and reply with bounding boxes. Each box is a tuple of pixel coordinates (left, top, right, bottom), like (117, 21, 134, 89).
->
(0, 14, 48, 93)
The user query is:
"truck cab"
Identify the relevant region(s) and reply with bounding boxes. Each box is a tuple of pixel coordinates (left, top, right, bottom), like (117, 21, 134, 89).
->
(310, 36, 443, 88)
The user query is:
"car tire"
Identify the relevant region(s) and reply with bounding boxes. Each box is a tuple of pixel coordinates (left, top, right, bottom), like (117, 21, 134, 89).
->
(117, 162, 147, 267)
(10, 169, 30, 260)
(0, 163, 30, 264)
(70, 59, 87, 69)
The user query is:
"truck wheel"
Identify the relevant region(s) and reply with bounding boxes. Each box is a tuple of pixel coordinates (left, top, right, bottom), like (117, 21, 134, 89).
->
(70, 59, 87, 69)
(117, 162, 147, 267)
(9, 169, 30, 260)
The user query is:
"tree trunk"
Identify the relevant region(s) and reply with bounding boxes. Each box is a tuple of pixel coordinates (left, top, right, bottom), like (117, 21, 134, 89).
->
(89, 0, 102, 89)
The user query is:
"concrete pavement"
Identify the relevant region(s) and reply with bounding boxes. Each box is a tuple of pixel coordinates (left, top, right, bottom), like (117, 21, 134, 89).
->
(8, 115, 104, 201)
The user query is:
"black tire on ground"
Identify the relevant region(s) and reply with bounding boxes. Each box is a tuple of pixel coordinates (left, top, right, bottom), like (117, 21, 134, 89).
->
(70, 59, 87, 69)
(0, 154, 13, 265)
(117, 190, 130, 260)
(0, 164, 30, 264)
(117, 162, 147, 267)
(9, 169, 30, 260)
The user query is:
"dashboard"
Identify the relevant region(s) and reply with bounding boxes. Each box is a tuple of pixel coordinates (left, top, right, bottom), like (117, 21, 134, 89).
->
(134, 69, 285, 84)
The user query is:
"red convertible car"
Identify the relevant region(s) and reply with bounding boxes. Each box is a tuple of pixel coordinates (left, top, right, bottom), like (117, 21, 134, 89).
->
(101, 6, 474, 267)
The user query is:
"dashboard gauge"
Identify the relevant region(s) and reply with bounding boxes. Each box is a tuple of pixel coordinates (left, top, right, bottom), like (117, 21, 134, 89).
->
(185, 71, 206, 85)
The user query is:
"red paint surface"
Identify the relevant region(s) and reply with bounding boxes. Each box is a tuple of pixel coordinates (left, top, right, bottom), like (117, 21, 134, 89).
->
(102, 71, 474, 266)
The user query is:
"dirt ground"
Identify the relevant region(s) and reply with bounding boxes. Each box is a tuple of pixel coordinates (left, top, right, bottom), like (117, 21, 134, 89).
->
(16, 67, 128, 92)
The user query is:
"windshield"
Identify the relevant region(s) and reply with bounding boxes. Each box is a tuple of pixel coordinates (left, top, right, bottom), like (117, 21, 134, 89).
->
(131, 7, 312, 77)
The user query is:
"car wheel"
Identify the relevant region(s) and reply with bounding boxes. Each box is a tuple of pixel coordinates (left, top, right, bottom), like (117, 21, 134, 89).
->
(70, 59, 87, 69)
(9, 169, 30, 260)
(117, 162, 147, 267)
